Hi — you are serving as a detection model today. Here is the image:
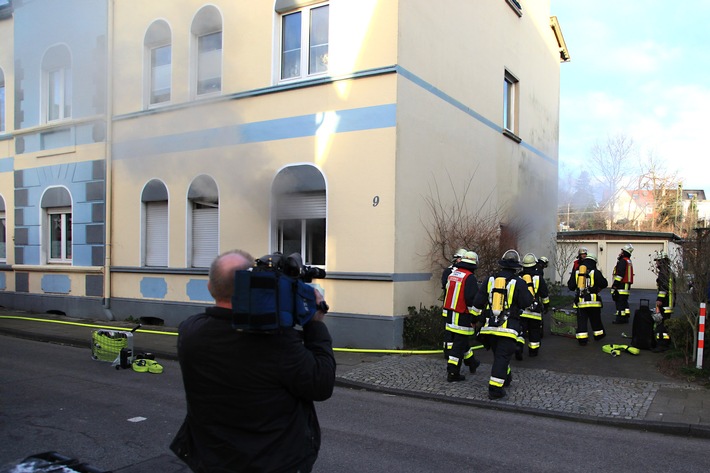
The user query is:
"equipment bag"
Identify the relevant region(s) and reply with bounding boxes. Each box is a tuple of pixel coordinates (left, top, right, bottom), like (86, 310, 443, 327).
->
(631, 299, 656, 350)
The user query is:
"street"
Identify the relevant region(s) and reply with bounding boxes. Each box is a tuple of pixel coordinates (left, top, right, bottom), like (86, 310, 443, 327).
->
(1, 335, 706, 472)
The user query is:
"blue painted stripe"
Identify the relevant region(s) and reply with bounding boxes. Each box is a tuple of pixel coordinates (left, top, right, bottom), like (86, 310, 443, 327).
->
(0, 157, 13, 173)
(396, 66, 555, 165)
(114, 104, 397, 160)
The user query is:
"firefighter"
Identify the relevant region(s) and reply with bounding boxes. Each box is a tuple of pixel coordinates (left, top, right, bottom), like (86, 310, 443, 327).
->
(536, 255, 550, 278)
(567, 252, 608, 345)
(611, 244, 634, 324)
(441, 251, 481, 382)
(572, 247, 588, 273)
(440, 248, 467, 300)
(516, 253, 550, 359)
(471, 250, 534, 400)
(654, 251, 674, 350)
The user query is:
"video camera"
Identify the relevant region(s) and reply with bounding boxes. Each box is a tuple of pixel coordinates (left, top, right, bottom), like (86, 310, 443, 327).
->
(232, 252, 326, 333)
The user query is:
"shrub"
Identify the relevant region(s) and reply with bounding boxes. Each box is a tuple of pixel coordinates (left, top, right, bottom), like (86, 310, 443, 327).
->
(403, 304, 445, 350)
(665, 317, 695, 365)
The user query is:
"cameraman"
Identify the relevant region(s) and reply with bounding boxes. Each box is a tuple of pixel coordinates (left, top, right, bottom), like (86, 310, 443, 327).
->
(171, 249, 336, 473)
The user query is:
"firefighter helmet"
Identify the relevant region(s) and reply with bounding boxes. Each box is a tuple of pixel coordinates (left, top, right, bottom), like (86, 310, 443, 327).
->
(453, 248, 467, 259)
(654, 251, 668, 260)
(499, 249, 522, 269)
(538, 256, 549, 268)
(522, 253, 538, 268)
(622, 243, 634, 255)
(578, 247, 588, 256)
(462, 251, 478, 266)
(585, 253, 598, 263)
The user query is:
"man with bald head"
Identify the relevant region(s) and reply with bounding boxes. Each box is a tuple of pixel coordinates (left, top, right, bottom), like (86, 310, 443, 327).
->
(171, 249, 336, 472)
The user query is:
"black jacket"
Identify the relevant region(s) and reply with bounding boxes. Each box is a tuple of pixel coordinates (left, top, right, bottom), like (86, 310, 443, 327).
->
(171, 306, 336, 473)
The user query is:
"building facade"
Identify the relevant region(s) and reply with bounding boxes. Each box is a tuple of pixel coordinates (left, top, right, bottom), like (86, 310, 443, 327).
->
(0, 0, 565, 348)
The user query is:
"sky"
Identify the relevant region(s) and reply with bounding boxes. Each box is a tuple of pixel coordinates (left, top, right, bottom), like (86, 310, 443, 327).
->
(551, 1, 710, 192)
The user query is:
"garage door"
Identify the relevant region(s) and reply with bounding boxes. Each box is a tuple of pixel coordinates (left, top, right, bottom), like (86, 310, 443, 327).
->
(601, 241, 664, 290)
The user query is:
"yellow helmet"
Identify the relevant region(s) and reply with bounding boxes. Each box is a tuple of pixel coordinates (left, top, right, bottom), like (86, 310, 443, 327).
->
(521, 253, 538, 268)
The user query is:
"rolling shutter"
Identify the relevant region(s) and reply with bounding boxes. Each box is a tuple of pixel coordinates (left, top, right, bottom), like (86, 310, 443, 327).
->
(145, 202, 168, 266)
(192, 206, 218, 267)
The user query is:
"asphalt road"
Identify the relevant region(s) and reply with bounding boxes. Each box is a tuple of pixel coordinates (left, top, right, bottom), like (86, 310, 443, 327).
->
(1, 336, 707, 473)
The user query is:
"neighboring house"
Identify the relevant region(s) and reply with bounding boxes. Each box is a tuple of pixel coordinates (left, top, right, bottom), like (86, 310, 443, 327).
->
(613, 189, 656, 228)
(0, 0, 566, 348)
(681, 189, 709, 228)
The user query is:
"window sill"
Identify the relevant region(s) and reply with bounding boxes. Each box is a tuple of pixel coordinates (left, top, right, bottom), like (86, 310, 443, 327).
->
(503, 128, 522, 143)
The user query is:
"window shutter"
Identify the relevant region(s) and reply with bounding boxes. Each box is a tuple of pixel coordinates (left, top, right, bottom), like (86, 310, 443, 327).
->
(192, 207, 218, 267)
(145, 202, 168, 266)
(277, 193, 326, 219)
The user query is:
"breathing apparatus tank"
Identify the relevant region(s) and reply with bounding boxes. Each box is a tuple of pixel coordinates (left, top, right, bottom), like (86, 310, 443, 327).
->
(576, 264, 588, 291)
(491, 277, 507, 316)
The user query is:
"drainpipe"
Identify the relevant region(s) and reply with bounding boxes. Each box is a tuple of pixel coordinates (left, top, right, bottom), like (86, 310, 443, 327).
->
(102, 0, 115, 320)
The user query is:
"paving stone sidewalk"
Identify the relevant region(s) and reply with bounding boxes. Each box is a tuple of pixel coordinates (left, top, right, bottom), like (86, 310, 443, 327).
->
(337, 354, 707, 426)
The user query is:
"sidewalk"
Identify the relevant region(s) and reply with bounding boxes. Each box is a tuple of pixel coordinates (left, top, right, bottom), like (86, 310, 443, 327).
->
(0, 289, 708, 439)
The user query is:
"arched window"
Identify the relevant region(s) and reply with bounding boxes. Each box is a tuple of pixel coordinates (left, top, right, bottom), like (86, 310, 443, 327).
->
(42, 45, 72, 122)
(191, 6, 223, 96)
(272, 165, 326, 266)
(144, 20, 172, 106)
(187, 175, 219, 267)
(41, 187, 72, 264)
(141, 180, 169, 267)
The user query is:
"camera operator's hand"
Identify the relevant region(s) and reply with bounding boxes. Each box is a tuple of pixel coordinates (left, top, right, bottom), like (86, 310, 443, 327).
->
(311, 287, 328, 323)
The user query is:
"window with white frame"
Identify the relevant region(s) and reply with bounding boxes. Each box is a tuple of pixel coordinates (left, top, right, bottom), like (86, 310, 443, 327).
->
(41, 187, 73, 264)
(278, 1, 329, 81)
(503, 70, 519, 135)
(145, 20, 172, 106)
(0, 68, 5, 132)
(48, 208, 72, 262)
(191, 6, 223, 96)
(142, 180, 169, 267)
(273, 166, 326, 266)
(42, 45, 72, 122)
(187, 175, 219, 268)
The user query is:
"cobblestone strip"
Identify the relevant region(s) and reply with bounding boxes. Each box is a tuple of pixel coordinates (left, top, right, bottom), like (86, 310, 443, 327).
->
(338, 355, 696, 420)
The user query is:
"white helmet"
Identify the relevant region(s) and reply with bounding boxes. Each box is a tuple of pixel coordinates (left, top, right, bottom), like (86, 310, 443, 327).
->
(622, 243, 634, 255)
(453, 248, 467, 259)
(462, 251, 478, 266)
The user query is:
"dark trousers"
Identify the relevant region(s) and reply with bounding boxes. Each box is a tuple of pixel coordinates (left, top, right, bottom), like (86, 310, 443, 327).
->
(614, 293, 630, 321)
(488, 336, 516, 395)
(444, 330, 476, 375)
(518, 316, 542, 356)
(577, 307, 605, 344)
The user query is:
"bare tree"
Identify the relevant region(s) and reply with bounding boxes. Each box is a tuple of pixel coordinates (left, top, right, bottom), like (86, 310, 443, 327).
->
(590, 134, 636, 229)
(553, 239, 582, 285)
(422, 172, 520, 282)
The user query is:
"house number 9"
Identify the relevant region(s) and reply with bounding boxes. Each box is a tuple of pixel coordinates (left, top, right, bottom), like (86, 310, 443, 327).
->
(373, 196, 380, 207)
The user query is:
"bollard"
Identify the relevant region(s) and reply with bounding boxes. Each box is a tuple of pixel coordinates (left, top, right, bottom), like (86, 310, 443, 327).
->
(697, 303, 705, 370)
